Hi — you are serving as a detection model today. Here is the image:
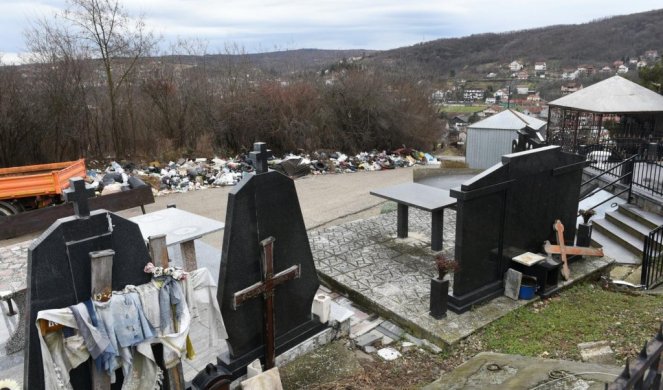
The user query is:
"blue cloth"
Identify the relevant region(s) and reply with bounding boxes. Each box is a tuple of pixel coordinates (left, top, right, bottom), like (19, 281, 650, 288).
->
(83, 299, 117, 373)
(158, 276, 185, 331)
(95, 291, 155, 379)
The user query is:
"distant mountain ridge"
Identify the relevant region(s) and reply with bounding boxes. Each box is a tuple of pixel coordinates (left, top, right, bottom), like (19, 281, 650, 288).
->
(364, 8, 663, 78)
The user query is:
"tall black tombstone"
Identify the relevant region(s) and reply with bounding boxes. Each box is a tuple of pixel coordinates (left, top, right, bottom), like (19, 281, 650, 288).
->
(216, 142, 324, 378)
(448, 146, 586, 313)
(24, 179, 152, 389)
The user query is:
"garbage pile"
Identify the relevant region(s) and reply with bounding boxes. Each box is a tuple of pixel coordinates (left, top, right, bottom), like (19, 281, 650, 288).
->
(88, 149, 440, 196)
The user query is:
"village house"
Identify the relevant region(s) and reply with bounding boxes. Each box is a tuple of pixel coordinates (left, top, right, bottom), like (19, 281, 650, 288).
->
(613, 60, 624, 69)
(494, 88, 509, 101)
(431, 90, 445, 102)
(509, 60, 523, 71)
(463, 89, 485, 101)
(516, 85, 529, 95)
(637, 60, 648, 69)
(617, 64, 629, 74)
(516, 70, 529, 80)
(534, 61, 546, 77)
(561, 82, 582, 95)
(527, 92, 541, 102)
(600, 65, 612, 73)
(644, 50, 659, 60)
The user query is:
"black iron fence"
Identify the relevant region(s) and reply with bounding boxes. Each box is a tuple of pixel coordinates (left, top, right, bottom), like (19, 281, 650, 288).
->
(606, 323, 663, 389)
(642, 224, 663, 290)
(576, 138, 663, 197)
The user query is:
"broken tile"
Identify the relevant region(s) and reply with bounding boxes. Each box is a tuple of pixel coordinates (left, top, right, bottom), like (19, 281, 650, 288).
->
(355, 330, 382, 348)
(377, 347, 402, 361)
(350, 318, 382, 339)
(578, 340, 616, 365)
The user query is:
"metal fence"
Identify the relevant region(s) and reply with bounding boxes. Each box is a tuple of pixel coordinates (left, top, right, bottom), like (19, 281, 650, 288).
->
(642, 225, 663, 290)
(576, 138, 663, 197)
(606, 323, 663, 389)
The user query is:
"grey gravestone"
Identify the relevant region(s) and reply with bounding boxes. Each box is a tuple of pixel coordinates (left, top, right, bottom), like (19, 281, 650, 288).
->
(448, 146, 585, 313)
(503, 268, 522, 300)
(216, 144, 324, 378)
(24, 179, 152, 389)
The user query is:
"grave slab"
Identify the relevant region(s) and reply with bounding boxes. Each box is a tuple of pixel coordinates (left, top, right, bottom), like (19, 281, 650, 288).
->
(310, 208, 614, 347)
(423, 352, 622, 389)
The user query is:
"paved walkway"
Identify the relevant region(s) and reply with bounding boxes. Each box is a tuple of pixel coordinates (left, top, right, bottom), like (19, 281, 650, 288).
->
(310, 208, 615, 347)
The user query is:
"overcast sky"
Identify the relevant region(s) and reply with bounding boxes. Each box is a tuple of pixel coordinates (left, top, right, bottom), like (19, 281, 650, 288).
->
(0, 0, 660, 63)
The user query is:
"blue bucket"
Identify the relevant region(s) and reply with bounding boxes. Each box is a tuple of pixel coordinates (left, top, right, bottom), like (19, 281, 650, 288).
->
(518, 283, 537, 300)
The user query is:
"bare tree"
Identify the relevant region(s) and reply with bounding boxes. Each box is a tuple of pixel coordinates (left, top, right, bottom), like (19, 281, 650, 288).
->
(62, 0, 156, 156)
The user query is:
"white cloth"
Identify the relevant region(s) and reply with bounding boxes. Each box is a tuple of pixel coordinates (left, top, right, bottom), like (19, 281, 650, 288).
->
(187, 268, 228, 345)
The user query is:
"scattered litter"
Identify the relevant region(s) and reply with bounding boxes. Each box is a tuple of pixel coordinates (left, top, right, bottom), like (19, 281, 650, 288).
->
(86, 147, 437, 197)
(377, 347, 402, 361)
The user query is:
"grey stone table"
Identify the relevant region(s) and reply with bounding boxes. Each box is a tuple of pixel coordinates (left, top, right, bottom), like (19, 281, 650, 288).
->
(130, 207, 225, 271)
(370, 183, 456, 251)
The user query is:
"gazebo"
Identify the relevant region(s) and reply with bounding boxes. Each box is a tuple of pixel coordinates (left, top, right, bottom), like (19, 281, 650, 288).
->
(547, 75, 663, 155)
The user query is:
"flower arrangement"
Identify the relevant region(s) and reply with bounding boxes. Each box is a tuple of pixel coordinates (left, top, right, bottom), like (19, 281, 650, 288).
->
(578, 208, 597, 224)
(434, 254, 459, 280)
(143, 262, 188, 280)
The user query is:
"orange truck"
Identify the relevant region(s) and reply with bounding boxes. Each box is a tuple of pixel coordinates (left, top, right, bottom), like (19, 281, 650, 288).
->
(0, 159, 87, 216)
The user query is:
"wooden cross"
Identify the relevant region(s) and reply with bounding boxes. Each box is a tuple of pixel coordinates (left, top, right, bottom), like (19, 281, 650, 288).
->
(63, 177, 95, 218)
(249, 142, 273, 174)
(553, 220, 571, 280)
(232, 236, 301, 369)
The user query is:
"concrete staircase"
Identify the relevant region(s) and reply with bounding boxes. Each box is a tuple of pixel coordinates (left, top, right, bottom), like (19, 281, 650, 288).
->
(591, 204, 663, 265)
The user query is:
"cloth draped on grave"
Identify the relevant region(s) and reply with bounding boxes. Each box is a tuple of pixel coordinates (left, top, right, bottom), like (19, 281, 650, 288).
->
(36, 267, 226, 390)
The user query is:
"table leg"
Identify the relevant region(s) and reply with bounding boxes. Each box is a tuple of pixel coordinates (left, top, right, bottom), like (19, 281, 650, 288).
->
(431, 210, 443, 251)
(397, 204, 409, 238)
(5, 290, 26, 354)
(181, 240, 198, 271)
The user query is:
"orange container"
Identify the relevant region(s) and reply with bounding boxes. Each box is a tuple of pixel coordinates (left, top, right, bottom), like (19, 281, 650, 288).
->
(0, 159, 87, 200)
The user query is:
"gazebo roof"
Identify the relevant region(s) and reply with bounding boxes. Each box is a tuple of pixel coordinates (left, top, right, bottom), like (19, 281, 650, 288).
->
(468, 109, 546, 131)
(548, 75, 663, 113)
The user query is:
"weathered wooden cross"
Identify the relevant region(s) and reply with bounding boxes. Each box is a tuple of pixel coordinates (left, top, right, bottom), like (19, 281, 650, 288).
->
(232, 236, 301, 369)
(553, 220, 571, 280)
(63, 177, 95, 218)
(249, 142, 273, 174)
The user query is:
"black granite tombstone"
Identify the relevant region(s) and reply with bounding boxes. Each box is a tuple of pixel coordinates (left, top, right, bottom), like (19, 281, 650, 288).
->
(448, 146, 586, 313)
(24, 180, 152, 389)
(216, 142, 324, 378)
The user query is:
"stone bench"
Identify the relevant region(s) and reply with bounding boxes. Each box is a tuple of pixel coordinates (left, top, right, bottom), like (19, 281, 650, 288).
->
(370, 183, 456, 251)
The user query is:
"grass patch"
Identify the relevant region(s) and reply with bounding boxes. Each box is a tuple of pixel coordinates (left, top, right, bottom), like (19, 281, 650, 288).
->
(441, 160, 468, 169)
(478, 282, 663, 362)
(439, 105, 486, 113)
(380, 201, 398, 214)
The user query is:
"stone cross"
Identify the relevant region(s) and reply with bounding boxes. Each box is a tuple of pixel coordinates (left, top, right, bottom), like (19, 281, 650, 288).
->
(249, 142, 273, 174)
(232, 237, 301, 369)
(63, 177, 95, 218)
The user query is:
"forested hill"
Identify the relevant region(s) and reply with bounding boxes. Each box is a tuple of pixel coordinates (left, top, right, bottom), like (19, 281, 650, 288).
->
(364, 8, 663, 77)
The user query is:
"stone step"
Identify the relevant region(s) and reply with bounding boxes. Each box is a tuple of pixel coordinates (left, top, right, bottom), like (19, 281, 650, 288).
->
(590, 228, 641, 265)
(592, 217, 645, 255)
(618, 204, 663, 230)
(605, 210, 653, 241)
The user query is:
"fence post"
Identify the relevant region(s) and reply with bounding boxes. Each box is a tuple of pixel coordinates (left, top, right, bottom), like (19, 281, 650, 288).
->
(620, 158, 634, 186)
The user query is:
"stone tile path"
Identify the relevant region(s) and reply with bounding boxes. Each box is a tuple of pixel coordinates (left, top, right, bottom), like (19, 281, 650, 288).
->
(310, 208, 615, 347)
